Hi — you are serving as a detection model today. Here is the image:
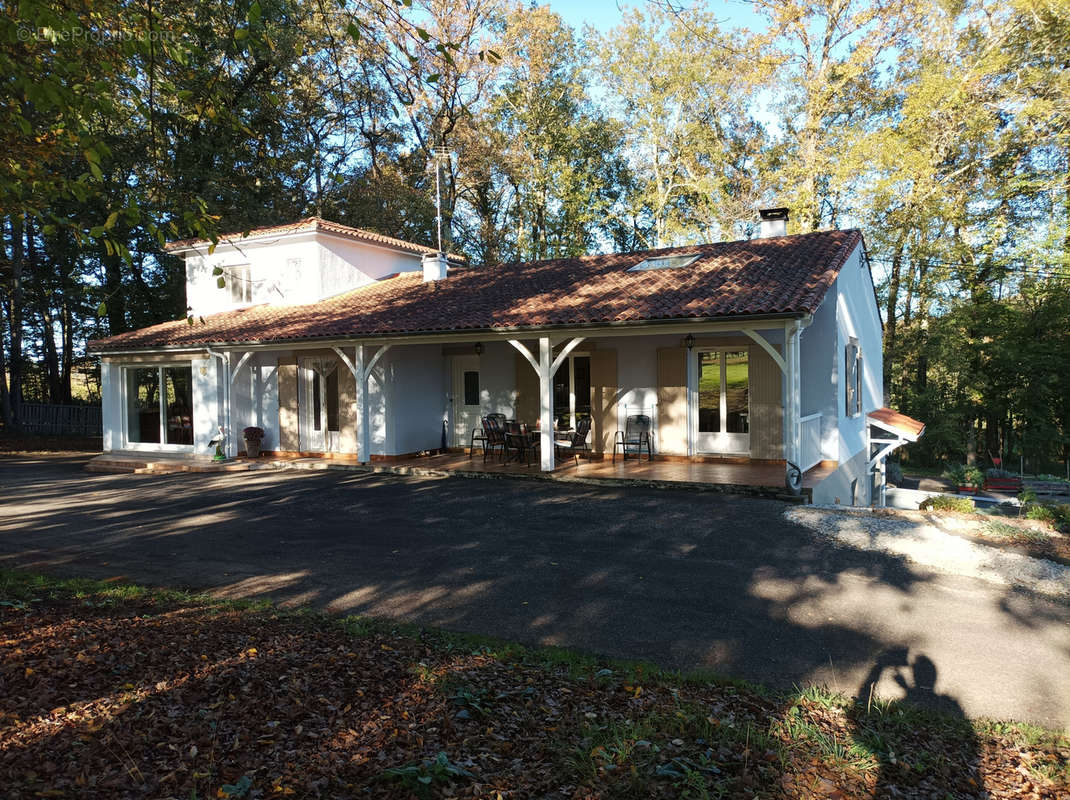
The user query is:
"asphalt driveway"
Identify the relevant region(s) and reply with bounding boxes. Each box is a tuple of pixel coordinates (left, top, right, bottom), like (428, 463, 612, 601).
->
(1, 454, 1068, 728)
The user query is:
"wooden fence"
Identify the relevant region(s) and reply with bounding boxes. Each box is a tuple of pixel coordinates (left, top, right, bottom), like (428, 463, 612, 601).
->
(16, 403, 102, 436)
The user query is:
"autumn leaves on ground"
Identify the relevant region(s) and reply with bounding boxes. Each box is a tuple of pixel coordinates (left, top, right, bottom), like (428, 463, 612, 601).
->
(0, 573, 1066, 799)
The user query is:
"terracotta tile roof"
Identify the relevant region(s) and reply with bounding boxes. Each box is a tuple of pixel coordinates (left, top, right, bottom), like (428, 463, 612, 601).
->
(868, 407, 925, 440)
(90, 228, 864, 352)
(165, 216, 466, 262)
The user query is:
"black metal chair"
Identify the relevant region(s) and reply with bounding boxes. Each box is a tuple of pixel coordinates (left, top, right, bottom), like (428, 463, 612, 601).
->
(613, 414, 653, 463)
(555, 417, 592, 465)
(504, 421, 539, 467)
(469, 422, 487, 458)
(481, 413, 507, 462)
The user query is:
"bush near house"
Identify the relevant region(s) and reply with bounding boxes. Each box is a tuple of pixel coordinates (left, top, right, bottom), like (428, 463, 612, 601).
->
(919, 495, 976, 514)
(0, 571, 1066, 800)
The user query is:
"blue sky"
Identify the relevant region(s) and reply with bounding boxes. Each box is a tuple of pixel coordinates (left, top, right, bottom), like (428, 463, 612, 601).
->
(547, 0, 767, 34)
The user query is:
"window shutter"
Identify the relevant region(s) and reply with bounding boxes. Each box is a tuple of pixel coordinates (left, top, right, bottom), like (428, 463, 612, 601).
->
(845, 339, 858, 416)
(855, 354, 864, 415)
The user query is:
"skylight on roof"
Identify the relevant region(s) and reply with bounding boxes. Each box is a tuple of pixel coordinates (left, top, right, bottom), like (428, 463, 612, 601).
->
(627, 254, 700, 272)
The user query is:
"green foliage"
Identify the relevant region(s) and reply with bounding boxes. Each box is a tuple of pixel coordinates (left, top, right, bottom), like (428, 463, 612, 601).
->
(1024, 504, 1057, 526)
(943, 464, 983, 488)
(378, 752, 474, 797)
(218, 776, 252, 798)
(919, 495, 975, 513)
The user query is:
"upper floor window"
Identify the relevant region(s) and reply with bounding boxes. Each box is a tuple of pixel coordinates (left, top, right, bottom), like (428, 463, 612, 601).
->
(227, 264, 252, 304)
(845, 337, 862, 417)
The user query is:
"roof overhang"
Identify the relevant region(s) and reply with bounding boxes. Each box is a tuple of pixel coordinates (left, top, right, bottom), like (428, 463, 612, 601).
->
(90, 311, 811, 357)
(867, 407, 925, 442)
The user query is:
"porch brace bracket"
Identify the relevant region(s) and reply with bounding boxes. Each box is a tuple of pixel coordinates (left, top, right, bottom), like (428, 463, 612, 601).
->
(334, 344, 392, 463)
(742, 329, 786, 374)
(508, 337, 585, 472)
(228, 351, 253, 387)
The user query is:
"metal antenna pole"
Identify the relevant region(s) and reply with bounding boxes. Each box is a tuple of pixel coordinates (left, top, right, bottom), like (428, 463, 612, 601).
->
(430, 144, 451, 253)
(435, 154, 443, 253)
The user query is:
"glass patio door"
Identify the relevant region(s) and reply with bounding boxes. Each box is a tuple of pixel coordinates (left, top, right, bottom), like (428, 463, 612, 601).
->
(694, 349, 750, 454)
(124, 365, 194, 449)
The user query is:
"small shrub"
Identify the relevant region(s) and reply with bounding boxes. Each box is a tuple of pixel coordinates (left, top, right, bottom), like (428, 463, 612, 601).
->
(986, 467, 1016, 479)
(919, 495, 975, 513)
(943, 464, 983, 487)
(242, 426, 265, 441)
(379, 752, 474, 797)
(1025, 504, 1057, 525)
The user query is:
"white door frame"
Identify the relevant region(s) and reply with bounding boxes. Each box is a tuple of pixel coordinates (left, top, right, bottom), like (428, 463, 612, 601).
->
(299, 357, 340, 452)
(690, 347, 751, 455)
(451, 355, 482, 447)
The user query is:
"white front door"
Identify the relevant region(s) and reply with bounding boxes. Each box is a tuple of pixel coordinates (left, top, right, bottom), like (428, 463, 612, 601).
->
(451, 355, 482, 447)
(300, 357, 339, 452)
(693, 348, 751, 455)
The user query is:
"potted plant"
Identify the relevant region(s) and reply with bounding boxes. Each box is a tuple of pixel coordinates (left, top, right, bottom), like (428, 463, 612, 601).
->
(983, 467, 1022, 492)
(945, 464, 983, 494)
(242, 426, 265, 458)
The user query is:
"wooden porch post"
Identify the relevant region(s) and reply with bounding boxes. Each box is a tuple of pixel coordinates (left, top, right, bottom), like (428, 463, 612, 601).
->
(538, 337, 554, 471)
(356, 345, 369, 463)
(786, 321, 802, 473)
(334, 343, 391, 464)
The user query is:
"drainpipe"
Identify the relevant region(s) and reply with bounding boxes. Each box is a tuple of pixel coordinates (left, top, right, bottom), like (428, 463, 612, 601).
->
(205, 348, 231, 457)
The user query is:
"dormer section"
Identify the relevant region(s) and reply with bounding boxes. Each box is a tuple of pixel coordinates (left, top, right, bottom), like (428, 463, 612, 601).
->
(168, 218, 455, 317)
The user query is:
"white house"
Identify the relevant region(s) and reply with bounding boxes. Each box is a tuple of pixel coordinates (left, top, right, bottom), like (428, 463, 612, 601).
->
(88, 211, 923, 506)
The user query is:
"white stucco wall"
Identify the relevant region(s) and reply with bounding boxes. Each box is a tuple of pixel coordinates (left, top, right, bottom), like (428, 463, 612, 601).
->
(800, 280, 840, 462)
(377, 344, 449, 455)
(230, 353, 280, 451)
(100, 361, 121, 452)
(834, 248, 884, 464)
(192, 356, 224, 454)
(184, 232, 423, 317)
(478, 341, 518, 418)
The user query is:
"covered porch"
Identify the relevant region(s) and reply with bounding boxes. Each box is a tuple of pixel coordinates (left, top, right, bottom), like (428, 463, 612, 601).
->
(101, 319, 828, 496)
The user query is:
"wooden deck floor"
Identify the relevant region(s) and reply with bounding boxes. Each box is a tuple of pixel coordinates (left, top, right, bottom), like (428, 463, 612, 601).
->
(379, 451, 833, 490)
(87, 450, 833, 499)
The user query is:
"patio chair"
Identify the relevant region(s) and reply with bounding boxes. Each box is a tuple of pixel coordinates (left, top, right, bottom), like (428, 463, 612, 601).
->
(613, 414, 653, 463)
(504, 421, 539, 467)
(469, 422, 487, 458)
(555, 417, 592, 465)
(481, 413, 507, 462)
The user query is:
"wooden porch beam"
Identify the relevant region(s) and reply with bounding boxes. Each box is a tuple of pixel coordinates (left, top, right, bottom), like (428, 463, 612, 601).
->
(742, 329, 786, 374)
(228, 351, 254, 387)
(508, 339, 540, 374)
(550, 337, 586, 375)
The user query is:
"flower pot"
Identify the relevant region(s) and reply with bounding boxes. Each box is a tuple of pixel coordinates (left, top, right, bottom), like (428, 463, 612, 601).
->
(956, 486, 977, 495)
(244, 439, 261, 458)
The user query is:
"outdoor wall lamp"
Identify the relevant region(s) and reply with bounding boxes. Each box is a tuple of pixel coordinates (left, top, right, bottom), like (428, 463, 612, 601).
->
(474, 342, 484, 355)
(685, 334, 695, 351)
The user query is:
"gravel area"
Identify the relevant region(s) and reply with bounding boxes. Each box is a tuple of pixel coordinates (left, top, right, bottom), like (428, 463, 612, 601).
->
(786, 506, 1070, 600)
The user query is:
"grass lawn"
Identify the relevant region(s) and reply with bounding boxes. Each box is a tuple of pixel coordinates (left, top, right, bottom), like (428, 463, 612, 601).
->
(1, 570, 1066, 799)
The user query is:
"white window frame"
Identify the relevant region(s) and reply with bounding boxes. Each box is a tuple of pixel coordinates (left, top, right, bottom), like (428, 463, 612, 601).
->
(553, 352, 591, 430)
(120, 363, 196, 452)
(227, 264, 253, 304)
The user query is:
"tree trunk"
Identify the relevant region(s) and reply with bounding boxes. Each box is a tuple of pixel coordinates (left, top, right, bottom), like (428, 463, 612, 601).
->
(26, 220, 62, 403)
(884, 242, 904, 394)
(9, 215, 25, 421)
(102, 249, 126, 335)
(60, 298, 73, 404)
(0, 282, 11, 428)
